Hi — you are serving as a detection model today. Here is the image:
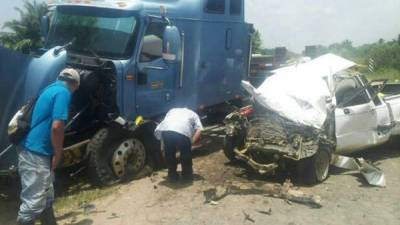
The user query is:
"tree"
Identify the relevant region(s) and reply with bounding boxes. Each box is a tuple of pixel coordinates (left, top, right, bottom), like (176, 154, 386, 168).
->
(398, 34, 400, 45)
(251, 30, 263, 54)
(0, 0, 48, 53)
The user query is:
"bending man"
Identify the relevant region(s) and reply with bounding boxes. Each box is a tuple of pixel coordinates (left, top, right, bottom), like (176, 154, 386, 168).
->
(155, 107, 203, 182)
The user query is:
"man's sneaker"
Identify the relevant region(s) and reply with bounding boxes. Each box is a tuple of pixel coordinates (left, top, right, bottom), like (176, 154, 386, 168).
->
(167, 171, 179, 182)
(181, 173, 193, 183)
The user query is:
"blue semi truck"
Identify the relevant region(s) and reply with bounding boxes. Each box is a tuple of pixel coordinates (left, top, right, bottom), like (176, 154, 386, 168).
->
(0, 0, 252, 185)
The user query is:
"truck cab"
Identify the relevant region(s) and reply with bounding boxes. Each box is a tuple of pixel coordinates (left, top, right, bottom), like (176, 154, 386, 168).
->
(0, 0, 252, 185)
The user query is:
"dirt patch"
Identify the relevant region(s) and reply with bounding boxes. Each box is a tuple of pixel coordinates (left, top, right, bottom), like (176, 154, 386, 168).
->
(1, 138, 400, 225)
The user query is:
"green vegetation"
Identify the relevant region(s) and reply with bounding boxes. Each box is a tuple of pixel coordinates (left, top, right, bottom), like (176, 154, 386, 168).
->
(0, 0, 47, 53)
(251, 30, 263, 54)
(307, 37, 400, 82)
(366, 68, 400, 83)
(54, 184, 116, 211)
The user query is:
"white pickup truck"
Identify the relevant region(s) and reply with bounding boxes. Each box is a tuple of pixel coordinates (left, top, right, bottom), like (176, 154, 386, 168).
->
(223, 54, 400, 184)
(335, 75, 400, 153)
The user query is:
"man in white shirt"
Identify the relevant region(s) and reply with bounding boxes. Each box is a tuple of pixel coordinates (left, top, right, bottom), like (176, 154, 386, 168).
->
(154, 108, 203, 182)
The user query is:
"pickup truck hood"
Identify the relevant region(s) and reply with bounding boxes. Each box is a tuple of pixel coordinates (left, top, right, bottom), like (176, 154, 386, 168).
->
(0, 46, 66, 169)
(242, 53, 355, 129)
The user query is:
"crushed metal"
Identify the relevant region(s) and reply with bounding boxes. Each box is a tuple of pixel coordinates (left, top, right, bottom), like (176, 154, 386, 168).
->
(331, 155, 386, 187)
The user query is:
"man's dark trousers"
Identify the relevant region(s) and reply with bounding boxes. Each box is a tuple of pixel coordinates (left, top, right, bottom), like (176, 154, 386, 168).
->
(162, 131, 192, 179)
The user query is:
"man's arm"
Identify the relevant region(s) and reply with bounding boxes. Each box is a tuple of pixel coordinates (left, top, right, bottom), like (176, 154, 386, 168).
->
(192, 129, 202, 145)
(51, 120, 65, 171)
(50, 90, 70, 171)
(191, 112, 203, 145)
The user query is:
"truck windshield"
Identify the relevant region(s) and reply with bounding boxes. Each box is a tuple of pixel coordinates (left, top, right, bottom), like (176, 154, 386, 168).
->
(46, 10, 137, 59)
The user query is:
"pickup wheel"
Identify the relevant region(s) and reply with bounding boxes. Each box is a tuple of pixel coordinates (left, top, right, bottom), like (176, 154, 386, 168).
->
(223, 135, 246, 162)
(223, 135, 237, 161)
(87, 127, 147, 186)
(297, 148, 332, 185)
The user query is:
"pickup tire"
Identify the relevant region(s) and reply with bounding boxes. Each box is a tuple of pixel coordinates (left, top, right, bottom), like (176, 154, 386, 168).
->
(223, 135, 237, 161)
(87, 127, 147, 186)
(297, 148, 332, 185)
(223, 134, 246, 162)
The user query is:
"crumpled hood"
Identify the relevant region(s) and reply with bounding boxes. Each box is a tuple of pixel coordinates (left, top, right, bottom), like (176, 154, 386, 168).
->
(242, 54, 356, 129)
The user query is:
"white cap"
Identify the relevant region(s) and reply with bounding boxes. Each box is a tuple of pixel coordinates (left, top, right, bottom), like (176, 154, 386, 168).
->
(58, 68, 80, 86)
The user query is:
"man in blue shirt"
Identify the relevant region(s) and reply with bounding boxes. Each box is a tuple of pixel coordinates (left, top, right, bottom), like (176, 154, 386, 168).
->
(17, 68, 80, 225)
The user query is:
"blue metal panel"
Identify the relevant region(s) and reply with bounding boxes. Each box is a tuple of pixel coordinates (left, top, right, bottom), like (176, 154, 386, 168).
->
(0, 47, 31, 171)
(0, 47, 67, 171)
(53, 0, 244, 22)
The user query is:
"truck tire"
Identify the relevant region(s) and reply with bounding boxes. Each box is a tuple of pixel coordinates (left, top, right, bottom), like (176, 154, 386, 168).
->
(297, 148, 332, 185)
(87, 127, 146, 186)
(223, 135, 237, 161)
(223, 134, 246, 162)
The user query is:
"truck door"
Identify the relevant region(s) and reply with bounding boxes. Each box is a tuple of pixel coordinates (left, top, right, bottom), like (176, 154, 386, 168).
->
(135, 21, 177, 117)
(335, 77, 378, 153)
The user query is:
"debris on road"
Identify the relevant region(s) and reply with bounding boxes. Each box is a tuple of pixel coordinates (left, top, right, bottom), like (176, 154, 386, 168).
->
(243, 211, 255, 223)
(107, 212, 120, 220)
(256, 208, 272, 215)
(203, 180, 322, 208)
(332, 155, 386, 187)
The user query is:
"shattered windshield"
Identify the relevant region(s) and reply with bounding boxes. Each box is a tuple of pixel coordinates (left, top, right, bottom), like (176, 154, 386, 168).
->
(46, 10, 137, 59)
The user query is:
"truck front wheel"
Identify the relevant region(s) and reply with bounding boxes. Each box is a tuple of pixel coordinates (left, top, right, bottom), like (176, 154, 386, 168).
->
(87, 127, 146, 186)
(297, 148, 332, 185)
(223, 135, 237, 161)
(223, 135, 246, 162)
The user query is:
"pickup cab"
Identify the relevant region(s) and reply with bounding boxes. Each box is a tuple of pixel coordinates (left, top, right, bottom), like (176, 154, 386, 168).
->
(335, 75, 400, 153)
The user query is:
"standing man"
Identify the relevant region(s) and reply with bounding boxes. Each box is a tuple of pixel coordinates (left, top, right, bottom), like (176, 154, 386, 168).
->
(17, 68, 80, 225)
(154, 108, 203, 182)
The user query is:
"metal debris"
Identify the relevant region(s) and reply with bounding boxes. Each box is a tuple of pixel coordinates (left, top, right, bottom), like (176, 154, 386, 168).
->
(209, 200, 219, 206)
(243, 211, 255, 223)
(331, 155, 386, 187)
(257, 208, 272, 215)
(107, 213, 120, 219)
(203, 180, 322, 208)
(81, 203, 97, 215)
(358, 158, 386, 187)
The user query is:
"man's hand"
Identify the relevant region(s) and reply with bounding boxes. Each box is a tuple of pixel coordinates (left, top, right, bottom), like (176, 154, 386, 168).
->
(51, 151, 62, 171)
(192, 129, 202, 145)
(51, 120, 65, 171)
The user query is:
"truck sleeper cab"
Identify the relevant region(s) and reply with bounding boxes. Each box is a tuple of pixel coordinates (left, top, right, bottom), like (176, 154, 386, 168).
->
(0, 0, 252, 185)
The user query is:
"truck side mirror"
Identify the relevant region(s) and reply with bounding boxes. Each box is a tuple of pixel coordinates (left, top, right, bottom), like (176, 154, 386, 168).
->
(41, 16, 50, 39)
(162, 25, 182, 63)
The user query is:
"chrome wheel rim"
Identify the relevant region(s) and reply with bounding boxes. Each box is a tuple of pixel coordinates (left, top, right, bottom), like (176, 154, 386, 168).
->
(111, 138, 146, 178)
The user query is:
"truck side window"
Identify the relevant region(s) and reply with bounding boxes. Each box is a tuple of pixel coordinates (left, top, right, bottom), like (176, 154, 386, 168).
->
(335, 78, 370, 107)
(139, 22, 166, 63)
(205, 0, 225, 14)
(230, 0, 242, 15)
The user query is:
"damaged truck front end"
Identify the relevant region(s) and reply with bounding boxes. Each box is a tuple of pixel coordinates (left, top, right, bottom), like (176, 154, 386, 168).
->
(223, 54, 358, 184)
(224, 104, 336, 184)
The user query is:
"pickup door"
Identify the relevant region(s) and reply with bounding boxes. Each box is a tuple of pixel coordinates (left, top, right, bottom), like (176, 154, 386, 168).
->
(335, 76, 393, 153)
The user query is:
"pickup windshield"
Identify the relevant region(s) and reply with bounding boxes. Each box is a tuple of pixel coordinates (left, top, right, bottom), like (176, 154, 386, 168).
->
(46, 10, 137, 59)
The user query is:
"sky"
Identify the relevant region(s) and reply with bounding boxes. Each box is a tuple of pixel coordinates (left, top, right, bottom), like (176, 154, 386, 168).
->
(1, 0, 400, 53)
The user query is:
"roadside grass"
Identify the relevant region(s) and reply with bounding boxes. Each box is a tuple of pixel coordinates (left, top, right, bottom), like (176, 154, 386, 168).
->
(54, 184, 117, 211)
(52, 172, 119, 212)
(365, 68, 400, 83)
